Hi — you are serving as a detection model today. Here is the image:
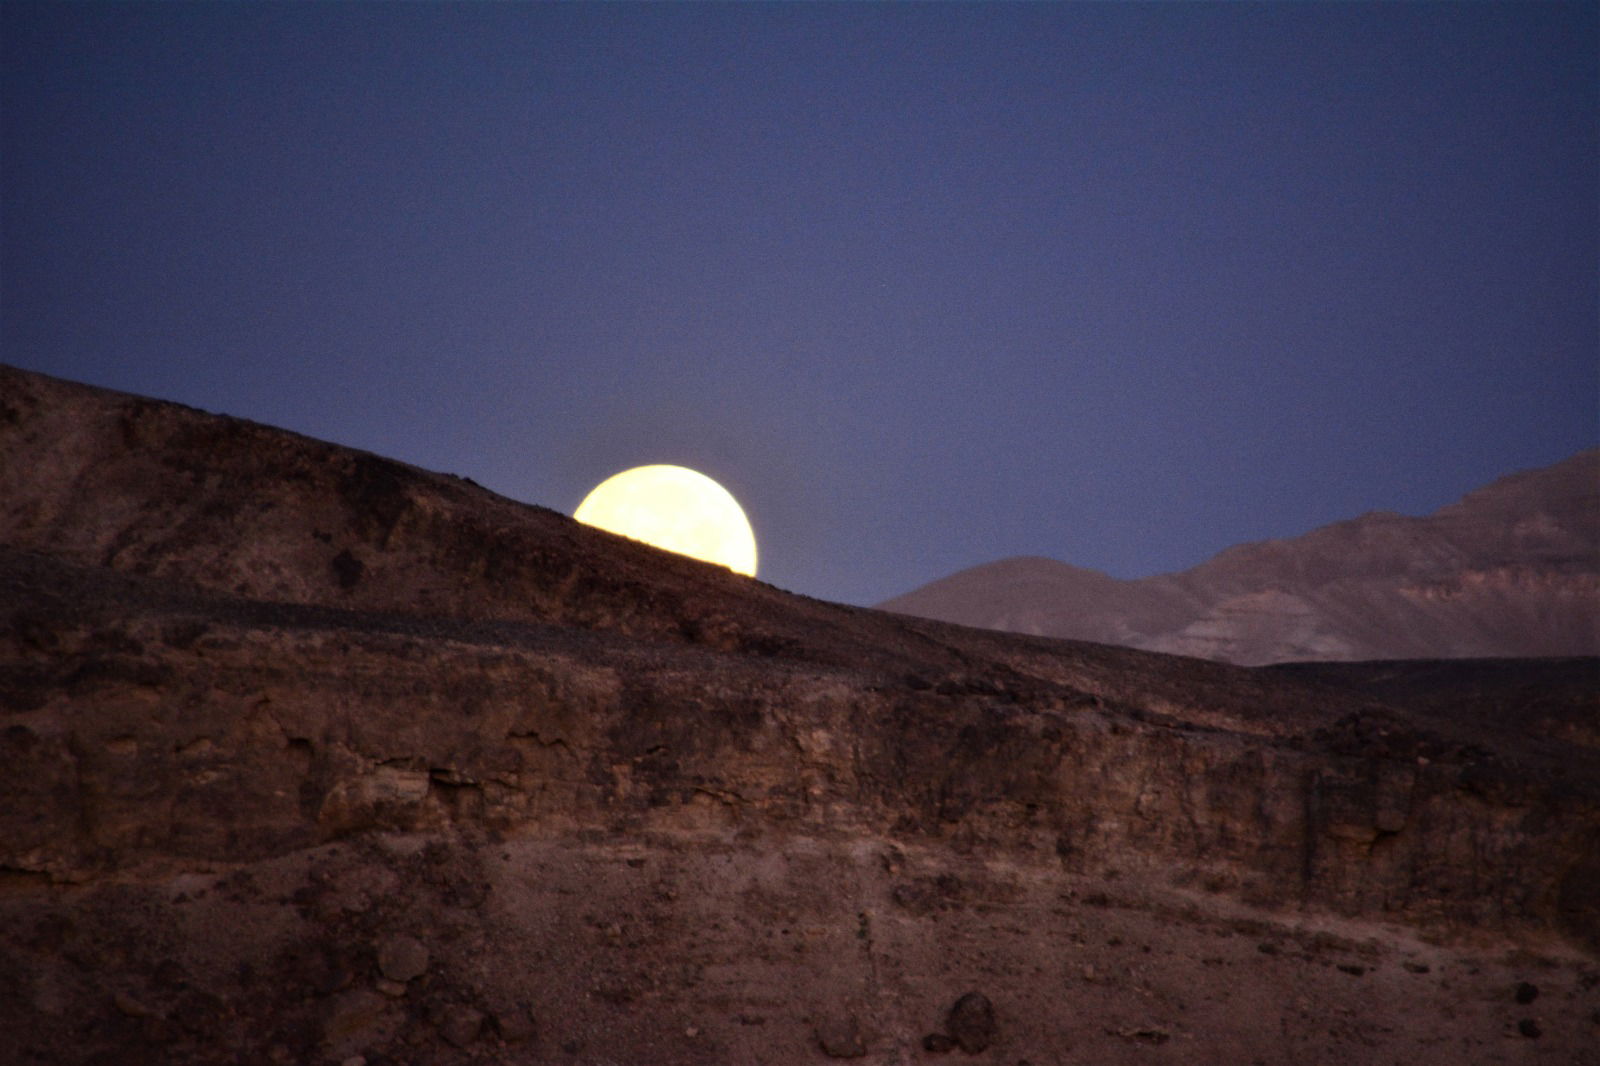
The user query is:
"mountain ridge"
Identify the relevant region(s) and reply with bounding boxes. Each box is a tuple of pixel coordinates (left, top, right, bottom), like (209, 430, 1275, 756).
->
(880, 449, 1599, 664)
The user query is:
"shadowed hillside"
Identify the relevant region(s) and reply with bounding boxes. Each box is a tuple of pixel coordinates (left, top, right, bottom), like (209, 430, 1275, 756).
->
(3, 365, 1597, 1065)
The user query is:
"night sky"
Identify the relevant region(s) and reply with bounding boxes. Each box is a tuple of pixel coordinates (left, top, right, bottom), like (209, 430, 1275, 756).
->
(4, 2, 1596, 606)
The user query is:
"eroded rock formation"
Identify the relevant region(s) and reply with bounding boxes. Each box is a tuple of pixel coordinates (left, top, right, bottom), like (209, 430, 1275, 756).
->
(879, 450, 1600, 665)
(3, 365, 1597, 1064)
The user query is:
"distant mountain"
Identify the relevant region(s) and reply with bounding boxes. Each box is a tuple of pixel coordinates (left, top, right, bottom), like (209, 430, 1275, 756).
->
(879, 450, 1600, 665)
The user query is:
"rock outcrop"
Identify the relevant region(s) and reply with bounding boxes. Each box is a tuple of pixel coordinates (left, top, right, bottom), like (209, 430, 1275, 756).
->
(879, 450, 1600, 665)
(3, 365, 1597, 1064)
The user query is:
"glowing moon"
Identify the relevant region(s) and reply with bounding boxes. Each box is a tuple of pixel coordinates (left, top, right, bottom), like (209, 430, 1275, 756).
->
(574, 465, 758, 577)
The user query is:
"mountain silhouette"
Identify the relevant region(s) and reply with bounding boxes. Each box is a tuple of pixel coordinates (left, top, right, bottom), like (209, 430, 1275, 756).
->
(881, 450, 1599, 664)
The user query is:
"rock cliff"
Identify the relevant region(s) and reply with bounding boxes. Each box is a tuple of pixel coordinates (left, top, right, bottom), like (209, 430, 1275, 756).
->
(879, 451, 1600, 665)
(2, 365, 1597, 1064)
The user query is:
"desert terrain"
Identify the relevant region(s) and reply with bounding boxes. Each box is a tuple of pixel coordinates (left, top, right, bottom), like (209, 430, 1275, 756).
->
(2, 364, 1596, 1064)
(880, 450, 1598, 666)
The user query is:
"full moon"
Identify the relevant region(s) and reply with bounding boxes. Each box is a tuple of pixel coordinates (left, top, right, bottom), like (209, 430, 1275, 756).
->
(574, 465, 758, 577)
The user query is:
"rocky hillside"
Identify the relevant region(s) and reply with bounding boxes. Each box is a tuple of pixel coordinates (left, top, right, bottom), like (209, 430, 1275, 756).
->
(2, 365, 1597, 1065)
(880, 450, 1599, 665)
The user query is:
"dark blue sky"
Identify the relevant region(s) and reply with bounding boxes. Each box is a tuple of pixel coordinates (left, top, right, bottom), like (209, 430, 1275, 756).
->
(4, 2, 1596, 605)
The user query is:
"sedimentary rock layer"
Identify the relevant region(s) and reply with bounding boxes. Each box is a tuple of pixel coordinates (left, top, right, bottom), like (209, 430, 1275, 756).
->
(2, 365, 1596, 1064)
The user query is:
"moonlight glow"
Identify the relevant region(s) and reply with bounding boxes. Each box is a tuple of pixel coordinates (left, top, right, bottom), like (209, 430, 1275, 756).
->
(574, 465, 758, 577)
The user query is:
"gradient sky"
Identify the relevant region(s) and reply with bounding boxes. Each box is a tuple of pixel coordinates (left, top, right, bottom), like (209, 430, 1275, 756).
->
(4, 2, 1596, 606)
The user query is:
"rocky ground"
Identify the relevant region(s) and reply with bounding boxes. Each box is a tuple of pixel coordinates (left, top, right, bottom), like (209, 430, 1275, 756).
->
(10, 825, 1597, 1066)
(2, 365, 1597, 1064)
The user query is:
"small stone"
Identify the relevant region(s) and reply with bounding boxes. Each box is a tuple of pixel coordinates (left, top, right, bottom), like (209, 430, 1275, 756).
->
(684, 1025, 699, 1038)
(947, 992, 996, 1054)
(923, 1032, 955, 1053)
(375, 935, 428, 982)
(323, 988, 396, 1051)
(1517, 1018, 1541, 1039)
(1128, 1027, 1172, 1045)
(815, 1014, 867, 1058)
(494, 1005, 537, 1044)
(1081, 964, 1095, 981)
(439, 1004, 484, 1047)
(1514, 981, 1539, 1004)
(376, 979, 407, 998)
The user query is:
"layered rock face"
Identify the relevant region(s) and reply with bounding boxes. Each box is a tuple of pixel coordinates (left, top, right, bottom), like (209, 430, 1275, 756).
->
(2, 365, 1598, 1065)
(879, 450, 1600, 665)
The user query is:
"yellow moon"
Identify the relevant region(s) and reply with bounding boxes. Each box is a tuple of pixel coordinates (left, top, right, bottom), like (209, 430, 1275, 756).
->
(574, 465, 758, 577)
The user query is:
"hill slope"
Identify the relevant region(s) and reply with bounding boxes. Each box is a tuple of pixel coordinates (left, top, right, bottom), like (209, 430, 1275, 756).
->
(880, 451, 1600, 665)
(3, 365, 1597, 1065)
